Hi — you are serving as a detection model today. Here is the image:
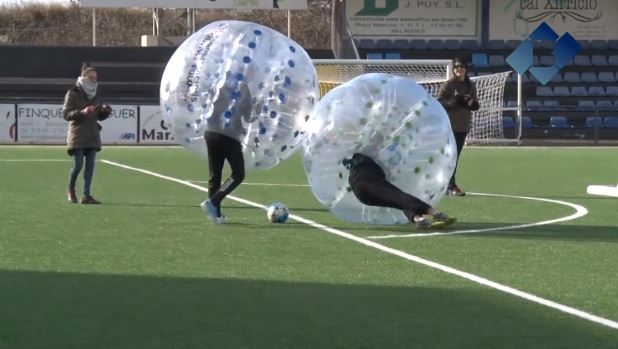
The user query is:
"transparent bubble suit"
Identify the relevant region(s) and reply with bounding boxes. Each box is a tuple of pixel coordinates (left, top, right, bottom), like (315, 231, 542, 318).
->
(160, 20, 319, 170)
(302, 73, 457, 224)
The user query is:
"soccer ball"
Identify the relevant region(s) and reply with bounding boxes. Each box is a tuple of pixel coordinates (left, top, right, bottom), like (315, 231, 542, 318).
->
(267, 202, 289, 223)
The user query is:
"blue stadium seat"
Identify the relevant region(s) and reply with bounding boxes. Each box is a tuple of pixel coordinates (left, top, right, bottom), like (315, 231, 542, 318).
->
(604, 116, 618, 128)
(540, 40, 554, 49)
(539, 55, 554, 66)
(394, 39, 409, 49)
(522, 116, 534, 128)
(573, 55, 591, 66)
(571, 86, 588, 96)
(426, 39, 446, 49)
(553, 86, 570, 96)
(588, 86, 605, 96)
(578, 40, 592, 49)
(444, 40, 461, 49)
(377, 39, 395, 49)
(410, 40, 428, 50)
(502, 116, 515, 129)
(358, 39, 377, 49)
(585, 117, 604, 128)
(536, 86, 553, 96)
(563, 72, 580, 82)
(533, 55, 540, 66)
(580, 72, 598, 83)
(366, 53, 383, 60)
(526, 100, 543, 108)
(550, 72, 563, 83)
(578, 100, 595, 109)
(607, 86, 618, 96)
(506, 100, 518, 108)
(550, 116, 571, 128)
(599, 72, 616, 83)
(488, 55, 505, 66)
(488, 40, 506, 49)
(590, 40, 608, 49)
(597, 100, 613, 108)
(609, 40, 618, 50)
(384, 52, 401, 59)
(608, 55, 618, 65)
(461, 40, 478, 50)
(591, 55, 608, 66)
(471, 53, 488, 67)
(543, 100, 560, 108)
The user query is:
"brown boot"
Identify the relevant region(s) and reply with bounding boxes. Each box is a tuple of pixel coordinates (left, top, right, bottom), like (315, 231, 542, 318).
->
(80, 195, 101, 204)
(67, 189, 78, 204)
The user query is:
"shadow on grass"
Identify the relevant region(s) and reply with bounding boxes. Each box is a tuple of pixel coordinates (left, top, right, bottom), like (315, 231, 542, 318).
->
(0, 270, 616, 348)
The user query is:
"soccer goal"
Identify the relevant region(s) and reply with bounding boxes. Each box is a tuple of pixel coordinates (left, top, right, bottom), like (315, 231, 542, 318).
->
(313, 59, 512, 144)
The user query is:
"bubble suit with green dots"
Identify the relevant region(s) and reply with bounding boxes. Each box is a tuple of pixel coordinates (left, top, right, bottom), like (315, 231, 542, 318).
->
(160, 20, 319, 170)
(302, 73, 457, 224)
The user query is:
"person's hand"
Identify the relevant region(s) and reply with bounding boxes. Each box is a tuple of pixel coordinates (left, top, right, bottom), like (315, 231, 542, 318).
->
(454, 93, 467, 105)
(81, 105, 95, 116)
(466, 97, 476, 108)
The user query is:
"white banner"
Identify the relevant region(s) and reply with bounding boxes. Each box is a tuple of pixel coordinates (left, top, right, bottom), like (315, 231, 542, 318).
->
(489, 0, 618, 40)
(100, 105, 138, 144)
(0, 104, 16, 143)
(139, 106, 178, 144)
(79, 0, 307, 9)
(346, 0, 479, 39)
(16, 104, 68, 144)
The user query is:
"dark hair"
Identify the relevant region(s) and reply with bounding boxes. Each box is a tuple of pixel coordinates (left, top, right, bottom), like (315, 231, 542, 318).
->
(453, 58, 468, 69)
(80, 62, 96, 76)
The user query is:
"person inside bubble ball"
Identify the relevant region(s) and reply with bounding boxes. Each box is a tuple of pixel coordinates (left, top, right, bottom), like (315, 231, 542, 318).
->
(437, 58, 479, 197)
(63, 62, 112, 205)
(200, 82, 256, 224)
(341, 153, 456, 229)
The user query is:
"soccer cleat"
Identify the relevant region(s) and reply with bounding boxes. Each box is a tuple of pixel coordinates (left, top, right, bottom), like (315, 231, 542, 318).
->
(413, 215, 445, 229)
(432, 211, 457, 227)
(80, 195, 101, 204)
(200, 199, 223, 224)
(67, 189, 77, 204)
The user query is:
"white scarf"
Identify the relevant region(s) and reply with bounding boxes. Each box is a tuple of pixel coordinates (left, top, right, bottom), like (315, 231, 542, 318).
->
(77, 76, 98, 99)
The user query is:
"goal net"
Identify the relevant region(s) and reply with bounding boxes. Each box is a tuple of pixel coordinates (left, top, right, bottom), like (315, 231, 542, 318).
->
(313, 59, 511, 143)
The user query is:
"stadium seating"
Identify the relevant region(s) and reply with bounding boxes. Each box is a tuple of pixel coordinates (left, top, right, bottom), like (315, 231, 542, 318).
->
(580, 72, 597, 83)
(502, 116, 515, 129)
(543, 100, 560, 108)
(410, 40, 428, 50)
(578, 100, 596, 109)
(550, 116, 571, 128)
(599, 72, 616, 82)
(526, 100, 543, 108)
(539, 55, 554, 66)
(471, 53, 488, 67)
(488, 55, 505, 66)
(588, 86, 605, 96)
(606, 86, 618, 96)
(384, 52, 401, 59)
(609, 40, 618, 50)
(571, 86, 588, 96)
(536, 86, 552, 96)
(604, 117, 618, 128)
(585, 117, 604, 128)
(591, 55, 608, 66)
(366, 53, 383, 60)
(564, 72, 580, 82)
(597, 100, 614, 108)
(574, 55, 591, 66)
(608, 55, 618, 65)
(522, 116, 534, 128)
(553, 86, 570, 96)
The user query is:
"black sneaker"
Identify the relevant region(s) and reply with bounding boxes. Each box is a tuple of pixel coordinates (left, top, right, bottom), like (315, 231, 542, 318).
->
(447, 186, 466, 196)
(80, 195, 101, 204)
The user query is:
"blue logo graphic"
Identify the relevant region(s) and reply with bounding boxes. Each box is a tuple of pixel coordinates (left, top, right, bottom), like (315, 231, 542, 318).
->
(506, 22, 581, 85)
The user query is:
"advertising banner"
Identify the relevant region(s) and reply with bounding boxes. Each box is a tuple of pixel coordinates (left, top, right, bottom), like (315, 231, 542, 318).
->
(139, 106, 178, 144)
(346, 0, 479, 39)
(79, 0, 307, 9)
(0, 104, 16, 143)
(16, 104, 67, 144)
(100, 105, 138, 144)
(489, 0, 618, 40)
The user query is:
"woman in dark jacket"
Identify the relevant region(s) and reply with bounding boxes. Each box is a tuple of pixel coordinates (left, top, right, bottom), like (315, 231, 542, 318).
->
(63, 63, 112, 204)
(437, 58, 480, 196)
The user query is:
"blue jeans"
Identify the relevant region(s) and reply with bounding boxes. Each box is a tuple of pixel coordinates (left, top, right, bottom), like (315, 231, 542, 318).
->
(68, 148, 97, 196)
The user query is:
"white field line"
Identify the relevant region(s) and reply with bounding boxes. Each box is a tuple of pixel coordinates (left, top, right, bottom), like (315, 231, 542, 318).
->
(0, 159, 71, 161)
(188, 180, 310, 187)
(101, 159, 618, 331)
(367, 192, 588, 239)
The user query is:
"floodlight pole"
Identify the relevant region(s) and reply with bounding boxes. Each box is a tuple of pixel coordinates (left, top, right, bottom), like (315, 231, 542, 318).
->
(92, 8, 97, 46)
(517, 73, 523, 141)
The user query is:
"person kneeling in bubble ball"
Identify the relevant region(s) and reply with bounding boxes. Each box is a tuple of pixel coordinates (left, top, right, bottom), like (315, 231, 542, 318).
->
(342, 153, 456, 229)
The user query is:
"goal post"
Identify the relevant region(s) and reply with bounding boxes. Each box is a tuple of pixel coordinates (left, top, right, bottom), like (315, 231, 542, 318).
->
(312, 59, 512, 143)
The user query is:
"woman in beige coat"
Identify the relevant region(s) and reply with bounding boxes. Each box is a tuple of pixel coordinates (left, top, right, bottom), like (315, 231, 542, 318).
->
(63, 63, 112, 204)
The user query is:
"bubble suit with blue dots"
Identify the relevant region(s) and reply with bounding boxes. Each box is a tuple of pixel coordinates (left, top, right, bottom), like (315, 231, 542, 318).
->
(160, 20, 319, 170)
(302, 73, 457, 225)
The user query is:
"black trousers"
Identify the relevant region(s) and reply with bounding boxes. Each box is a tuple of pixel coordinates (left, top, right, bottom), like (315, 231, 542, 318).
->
(352, 177, 431, 221)
(204, 131, 245, 208)
(449, 131, 468, 188)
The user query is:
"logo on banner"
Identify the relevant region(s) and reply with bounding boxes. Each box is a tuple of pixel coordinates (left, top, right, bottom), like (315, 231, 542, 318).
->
(506, 22, 581, 85)
(516, 1, 602, 23)
(141, 112, 174, 141)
